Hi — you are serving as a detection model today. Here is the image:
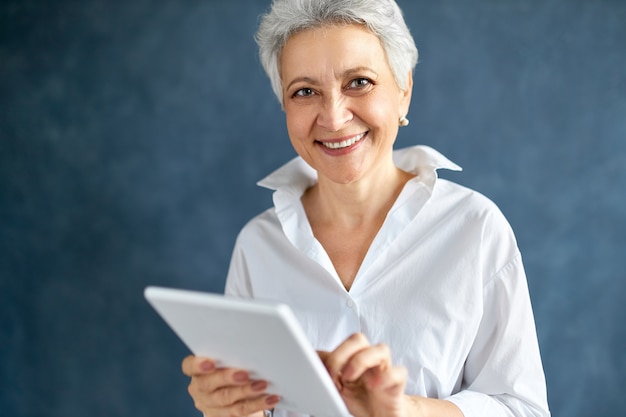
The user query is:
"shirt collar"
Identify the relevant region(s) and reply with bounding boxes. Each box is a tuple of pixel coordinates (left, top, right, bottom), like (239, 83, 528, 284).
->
(257, 145, 462, 192)
(256, 146, 463, 281)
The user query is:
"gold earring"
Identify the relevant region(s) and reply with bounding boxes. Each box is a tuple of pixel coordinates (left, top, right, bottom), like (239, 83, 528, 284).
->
(399, 115, 409, 127)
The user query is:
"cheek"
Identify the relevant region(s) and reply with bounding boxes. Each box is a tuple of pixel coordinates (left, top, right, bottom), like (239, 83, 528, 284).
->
(285, 106, 314, 139)
(285, 113, 308, 155)
(285, 114, 301, 144)
(362, 106, 398, 132)
(360, 97, 397, 129)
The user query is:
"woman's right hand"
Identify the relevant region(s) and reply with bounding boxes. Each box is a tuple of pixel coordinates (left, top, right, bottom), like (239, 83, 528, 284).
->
(181, 355, 280, 417)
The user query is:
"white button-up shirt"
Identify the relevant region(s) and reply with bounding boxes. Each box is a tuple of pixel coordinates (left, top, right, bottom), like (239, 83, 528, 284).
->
(225, 145, 550, 417)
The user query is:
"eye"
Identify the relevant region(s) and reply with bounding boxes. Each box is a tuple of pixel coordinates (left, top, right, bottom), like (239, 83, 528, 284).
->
(293, 87, 315, 98)
(348, 78, 372, 89)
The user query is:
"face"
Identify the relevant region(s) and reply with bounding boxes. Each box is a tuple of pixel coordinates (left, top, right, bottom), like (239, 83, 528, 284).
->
(280, 24, 412, 185)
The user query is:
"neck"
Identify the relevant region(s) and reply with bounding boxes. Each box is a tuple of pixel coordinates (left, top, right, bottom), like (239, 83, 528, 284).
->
(303, 162, 414, 229)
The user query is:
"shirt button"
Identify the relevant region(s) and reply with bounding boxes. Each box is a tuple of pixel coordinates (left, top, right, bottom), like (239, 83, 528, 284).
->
(346, 299, 356, 309)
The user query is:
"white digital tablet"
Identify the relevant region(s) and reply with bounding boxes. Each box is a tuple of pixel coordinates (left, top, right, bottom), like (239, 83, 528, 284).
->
(144, 286, 351, 417)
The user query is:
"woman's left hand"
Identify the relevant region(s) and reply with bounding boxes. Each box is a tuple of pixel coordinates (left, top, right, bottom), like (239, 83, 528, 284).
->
(318, 333, 410, 417)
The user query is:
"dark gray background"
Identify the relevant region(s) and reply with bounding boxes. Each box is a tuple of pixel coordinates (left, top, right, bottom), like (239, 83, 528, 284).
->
(1, 0, 625, 416)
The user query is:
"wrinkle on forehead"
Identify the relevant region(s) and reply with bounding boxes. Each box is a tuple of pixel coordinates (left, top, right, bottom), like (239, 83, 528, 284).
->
(280, 24, 389, 89)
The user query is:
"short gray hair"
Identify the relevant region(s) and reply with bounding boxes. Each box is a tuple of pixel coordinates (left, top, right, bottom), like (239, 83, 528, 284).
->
(256, 0, 419, 105)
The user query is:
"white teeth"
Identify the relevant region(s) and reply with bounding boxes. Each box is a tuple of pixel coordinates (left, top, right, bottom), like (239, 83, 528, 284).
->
(322, 132, 366, 149)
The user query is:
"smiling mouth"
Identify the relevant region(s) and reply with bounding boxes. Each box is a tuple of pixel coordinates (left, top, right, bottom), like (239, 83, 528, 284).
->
(320, 132, 367, 150)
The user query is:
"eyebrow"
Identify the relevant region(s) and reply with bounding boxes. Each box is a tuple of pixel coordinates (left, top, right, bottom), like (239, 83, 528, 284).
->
(285, 66, 379, 91)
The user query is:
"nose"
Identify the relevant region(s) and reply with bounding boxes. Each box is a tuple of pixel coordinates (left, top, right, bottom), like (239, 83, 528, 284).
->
(316, 93, 352, 131)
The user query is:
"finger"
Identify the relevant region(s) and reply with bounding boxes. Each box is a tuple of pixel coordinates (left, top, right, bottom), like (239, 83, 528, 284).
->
(191, 367, 252, 394)
(341, 343, 392, 383)
(189, 375, 268, 412)
(205, 379, 270, 407)
(324, 333, 371, 378)
(364, 365, 407, 395)
(182, 355, 216, 376)
(204, 393, 281, 417)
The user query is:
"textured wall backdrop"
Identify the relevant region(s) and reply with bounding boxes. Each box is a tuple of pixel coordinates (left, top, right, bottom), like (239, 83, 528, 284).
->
(1, 1, 625, 416)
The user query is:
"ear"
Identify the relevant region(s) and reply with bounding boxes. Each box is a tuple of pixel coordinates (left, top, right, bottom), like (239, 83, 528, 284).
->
(399, 71, 413, 116)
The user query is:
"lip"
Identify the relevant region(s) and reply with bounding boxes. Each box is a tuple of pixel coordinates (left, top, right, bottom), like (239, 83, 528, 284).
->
(316, 131, 368, 155)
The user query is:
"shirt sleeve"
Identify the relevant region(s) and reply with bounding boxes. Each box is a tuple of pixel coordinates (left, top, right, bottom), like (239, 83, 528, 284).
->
(445, 255, 550, 417)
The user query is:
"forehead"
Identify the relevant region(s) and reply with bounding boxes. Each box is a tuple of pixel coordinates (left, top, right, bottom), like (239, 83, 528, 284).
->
(280, 24, 390, 81)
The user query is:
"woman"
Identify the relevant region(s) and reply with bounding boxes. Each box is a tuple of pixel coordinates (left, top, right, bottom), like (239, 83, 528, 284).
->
(182, 1, 550, 416)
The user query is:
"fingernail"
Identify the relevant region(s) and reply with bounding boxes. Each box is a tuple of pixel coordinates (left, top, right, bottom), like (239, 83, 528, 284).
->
(233, 371, 249, 382)
(265, 395, 280, 406)
(251, 380, 268, 391)
(201, 361, 215, 372)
